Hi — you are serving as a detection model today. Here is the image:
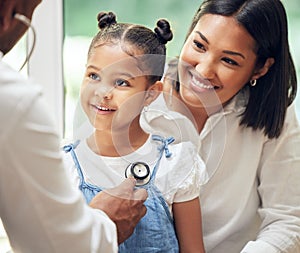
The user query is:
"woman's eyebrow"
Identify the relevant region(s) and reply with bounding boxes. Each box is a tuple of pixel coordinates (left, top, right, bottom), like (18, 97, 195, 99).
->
(195, 31, 209, 44)
(223, 50, 245, 59)
(195, 31, 245, 59)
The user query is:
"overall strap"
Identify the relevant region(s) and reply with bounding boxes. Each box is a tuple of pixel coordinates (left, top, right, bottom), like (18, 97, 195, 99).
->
(150, 135, 175, 180)
(63, 140, 85, 186)
(63, 141, 102, 204)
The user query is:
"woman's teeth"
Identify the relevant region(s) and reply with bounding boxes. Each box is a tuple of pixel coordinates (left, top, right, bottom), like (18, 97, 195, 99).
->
(192, 76, 215, 90)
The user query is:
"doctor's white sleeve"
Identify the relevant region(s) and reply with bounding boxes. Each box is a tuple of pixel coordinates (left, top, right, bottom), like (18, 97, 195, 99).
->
(0, 87, 118, 253)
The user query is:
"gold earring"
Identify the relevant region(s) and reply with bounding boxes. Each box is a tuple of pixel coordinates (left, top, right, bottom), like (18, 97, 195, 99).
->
(250, 79, 257, 87)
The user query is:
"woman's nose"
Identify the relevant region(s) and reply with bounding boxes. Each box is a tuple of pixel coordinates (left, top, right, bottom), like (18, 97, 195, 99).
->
(195, 57, 216, 80)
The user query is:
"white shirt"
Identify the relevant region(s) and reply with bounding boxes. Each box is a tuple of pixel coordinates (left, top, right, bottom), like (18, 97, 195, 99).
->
(141, 91, 300, 253)
(0, 54, 117, 253)
(63, 135, 207, 213)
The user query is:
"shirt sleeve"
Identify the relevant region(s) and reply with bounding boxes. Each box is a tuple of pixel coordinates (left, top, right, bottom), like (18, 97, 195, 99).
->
(159, 141, 207, 204)
(243, 104, 300, 252)
(0, 92, 118, 253)
(242, 240, 280, 253)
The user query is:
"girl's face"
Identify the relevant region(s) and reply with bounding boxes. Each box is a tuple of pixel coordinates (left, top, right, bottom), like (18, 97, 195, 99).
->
(179, 14, 260, 109)
(80, 44, 150, 132)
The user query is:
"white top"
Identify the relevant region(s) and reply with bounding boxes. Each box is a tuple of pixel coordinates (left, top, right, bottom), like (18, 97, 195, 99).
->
(0, 54, 117, 253)
(63, 135, 207, 213)
(140, 91, 300, 253)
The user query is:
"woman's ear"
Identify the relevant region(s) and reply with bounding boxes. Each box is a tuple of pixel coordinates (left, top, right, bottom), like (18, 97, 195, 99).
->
(251, 57, 275, 80)
(144, 81, 163, 106)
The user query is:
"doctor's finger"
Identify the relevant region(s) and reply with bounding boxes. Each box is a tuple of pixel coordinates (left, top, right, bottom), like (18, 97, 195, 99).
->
(0, 0, 16, 32)
(132, 188, 148, 201)
(129, 200, 147, 222)
(104, 178, 136, 199)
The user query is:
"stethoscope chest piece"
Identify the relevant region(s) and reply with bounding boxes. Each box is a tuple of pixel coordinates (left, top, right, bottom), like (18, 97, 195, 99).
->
(125, 162, 151, 186)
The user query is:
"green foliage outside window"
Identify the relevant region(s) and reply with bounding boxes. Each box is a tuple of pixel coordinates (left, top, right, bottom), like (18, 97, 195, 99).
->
(63, 0, 300, 132)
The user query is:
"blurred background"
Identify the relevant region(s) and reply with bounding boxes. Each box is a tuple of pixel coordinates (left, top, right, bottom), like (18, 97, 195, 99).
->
(63, 0, 204, 139)
(1, 0, 299, 251)
(63, 0, 300, 139)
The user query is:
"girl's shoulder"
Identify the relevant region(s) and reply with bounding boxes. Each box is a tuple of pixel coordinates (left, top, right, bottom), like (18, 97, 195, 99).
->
(156, 139, 206, 203)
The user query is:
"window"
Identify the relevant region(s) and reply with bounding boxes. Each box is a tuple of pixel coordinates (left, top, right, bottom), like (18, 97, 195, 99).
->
(63, 0, 300, 140)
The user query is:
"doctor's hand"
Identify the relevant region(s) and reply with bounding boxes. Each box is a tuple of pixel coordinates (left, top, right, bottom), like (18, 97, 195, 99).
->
(89, 178, 148, 244)
(0, 0, 41, 33)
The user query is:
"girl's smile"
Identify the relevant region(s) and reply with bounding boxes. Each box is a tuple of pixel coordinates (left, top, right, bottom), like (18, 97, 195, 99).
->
(81, 44, 149, 131)
(90, 103, 116, 115)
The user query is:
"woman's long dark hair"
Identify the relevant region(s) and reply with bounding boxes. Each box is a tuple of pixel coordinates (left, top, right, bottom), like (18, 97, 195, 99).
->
(175, 0, 297, 139)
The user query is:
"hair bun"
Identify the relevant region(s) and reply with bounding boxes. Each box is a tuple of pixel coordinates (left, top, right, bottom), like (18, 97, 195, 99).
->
(97, 11, 117, 29)
(154, 19, 173, 44)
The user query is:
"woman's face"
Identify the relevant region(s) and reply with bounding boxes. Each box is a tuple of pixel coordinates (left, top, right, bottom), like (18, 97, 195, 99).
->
(80, 44, 149, 132)
(179, 14, 258, 109)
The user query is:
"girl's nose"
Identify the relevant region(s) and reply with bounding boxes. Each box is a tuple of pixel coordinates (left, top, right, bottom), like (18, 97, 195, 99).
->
(94, 83, 114, 99)
(103, 91, 113, 100)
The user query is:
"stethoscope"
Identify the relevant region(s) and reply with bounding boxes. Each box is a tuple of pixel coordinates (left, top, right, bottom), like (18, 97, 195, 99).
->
(124, 136, 174, 186)
(14, 13, 36, 71)
(125, 162, 151, 186)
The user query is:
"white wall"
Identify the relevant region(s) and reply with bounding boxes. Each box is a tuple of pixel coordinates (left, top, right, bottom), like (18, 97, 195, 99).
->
(29, 0, 64, 136)
(0, 1, 64, 251)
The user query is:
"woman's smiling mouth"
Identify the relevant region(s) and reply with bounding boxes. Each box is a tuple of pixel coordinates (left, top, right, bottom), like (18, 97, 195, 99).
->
(188, 74, 220, 93)
(191, 76, 215, 90)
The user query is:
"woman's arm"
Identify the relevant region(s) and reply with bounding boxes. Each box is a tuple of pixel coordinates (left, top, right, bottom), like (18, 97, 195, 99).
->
(173, 197, 206, 253)
(243, 104, 300, 253)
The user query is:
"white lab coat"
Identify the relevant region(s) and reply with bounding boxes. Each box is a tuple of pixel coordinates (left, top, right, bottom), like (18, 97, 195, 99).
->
(141, 90, 300, 253)
(0, 52, 117, 253)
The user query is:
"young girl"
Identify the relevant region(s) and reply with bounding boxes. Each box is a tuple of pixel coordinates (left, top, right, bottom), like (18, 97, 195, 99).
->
(63, 12, 207, 253)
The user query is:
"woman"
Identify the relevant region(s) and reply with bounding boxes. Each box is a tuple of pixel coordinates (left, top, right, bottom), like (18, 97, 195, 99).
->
(141, 0, 300, 252)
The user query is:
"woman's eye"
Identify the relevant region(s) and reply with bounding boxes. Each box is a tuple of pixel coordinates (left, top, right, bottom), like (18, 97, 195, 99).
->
(193, 40, 205, 51)
(115, 79, 129, 87)
(222, 58, 239, 66)
(89, 73, 100, 81)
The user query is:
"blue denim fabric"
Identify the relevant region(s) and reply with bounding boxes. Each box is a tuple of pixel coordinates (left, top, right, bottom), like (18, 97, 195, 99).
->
(63, 140, 101, 203)
(63, 135, 179, 252)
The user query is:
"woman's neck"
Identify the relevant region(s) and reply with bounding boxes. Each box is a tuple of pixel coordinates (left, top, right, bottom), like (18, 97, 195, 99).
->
(87, 117, 149, 157)
(167, 92, 208, 134)
(187, 106, 209, 134)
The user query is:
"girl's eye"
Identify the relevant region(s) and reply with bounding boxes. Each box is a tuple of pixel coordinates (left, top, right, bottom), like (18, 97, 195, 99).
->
(222, 57, 239, 66)
(115, 79, 129, 87)
(193, 40, 206, 51)
(89, 73, 100, 81)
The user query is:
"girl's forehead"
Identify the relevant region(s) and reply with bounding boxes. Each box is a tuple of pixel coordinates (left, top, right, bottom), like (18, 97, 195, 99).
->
(88, 44, 143, 74)
(88, 44, 164, 77)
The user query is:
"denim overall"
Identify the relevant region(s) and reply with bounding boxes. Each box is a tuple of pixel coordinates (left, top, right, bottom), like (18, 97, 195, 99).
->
(63, 135, 179, 253)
